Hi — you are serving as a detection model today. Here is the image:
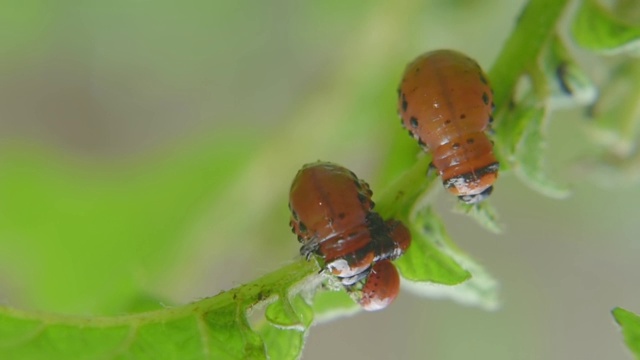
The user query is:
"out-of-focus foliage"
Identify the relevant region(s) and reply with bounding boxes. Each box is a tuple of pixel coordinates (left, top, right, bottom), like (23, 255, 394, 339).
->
(612, 307, 640, 359)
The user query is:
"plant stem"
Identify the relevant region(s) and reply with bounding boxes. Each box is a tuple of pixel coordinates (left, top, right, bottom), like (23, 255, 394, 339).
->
(489, 0, 571, 111)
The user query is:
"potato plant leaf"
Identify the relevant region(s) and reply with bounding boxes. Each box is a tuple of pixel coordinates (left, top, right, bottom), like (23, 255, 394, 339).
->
(0, 260, 318, 360)
(612, 307, 640, 359)
(572, 0, 640, 55)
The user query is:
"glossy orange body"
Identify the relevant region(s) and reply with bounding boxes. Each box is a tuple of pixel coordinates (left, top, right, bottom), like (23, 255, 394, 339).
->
(398, 49, 499, 203)
(289, 162, 410, 286)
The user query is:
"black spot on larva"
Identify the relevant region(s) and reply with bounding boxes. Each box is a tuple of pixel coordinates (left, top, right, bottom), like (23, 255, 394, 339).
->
(480, 74, 488, 84)
(460, 114, 466, 120)
(353, 179, 362, 189)
(466, 138, 475, 144)
(418, 138, 426, 148)
(348, 170, 357, 180)
(491, 102, 496, 111)
(445, 119, 452, 125)
(452, 143, 461, 150)
(415, 67, 420, 73)
(338, 212, 346, 220)
(410, 117, 419, 128)
(299, 222, 307, 233)
(401, 94, 408, 112)
(291, 210, 299, 220)
(482, 92, 490, 105)
(407, 130, 414, 138)
(489, 115, 494, 123)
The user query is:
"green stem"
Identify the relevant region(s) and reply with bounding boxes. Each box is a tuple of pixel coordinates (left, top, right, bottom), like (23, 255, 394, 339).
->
(0, 260, 318, 327)
(489, 0, 571, 112)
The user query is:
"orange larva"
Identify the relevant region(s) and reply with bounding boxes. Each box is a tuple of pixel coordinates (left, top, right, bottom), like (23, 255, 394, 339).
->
(397, 49, 499, 204)
(288, 161, 410, 286)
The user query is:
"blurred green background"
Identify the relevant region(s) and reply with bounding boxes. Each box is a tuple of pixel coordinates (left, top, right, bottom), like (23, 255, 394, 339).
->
(1, 0, 639, 359)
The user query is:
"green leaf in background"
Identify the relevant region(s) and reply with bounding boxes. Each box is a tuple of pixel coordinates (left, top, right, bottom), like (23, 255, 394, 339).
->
(0, 133, 259, 315)
(586, 60, 640, 158)
(612, 307, 640, 359)
(572, 0, 640, 55)
(539, 36, 597, 109)
(0, 260, 318, 360)
(512, 99, 571, 199)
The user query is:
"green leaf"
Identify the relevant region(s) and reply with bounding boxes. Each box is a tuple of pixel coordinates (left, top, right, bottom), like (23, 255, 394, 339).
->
(258, 325, 305, 360)
(265, 295, 313, 330)
(453, 201, 503, 234)
(0, 134, 259, 314)
(538, 36, 597, 109)
(259, 295, 314, 359)
(612, 307, 640, 359)
(311, 289, 360, 323)
(512, 99, 571, 199)
(572, 0, 640, 55)
(396, 208, 499, 310)
(586, 61, 640, 158)
(0, 260, 318, 360)
(395, 229, 469, 286)
(395, 207, 470, 285)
